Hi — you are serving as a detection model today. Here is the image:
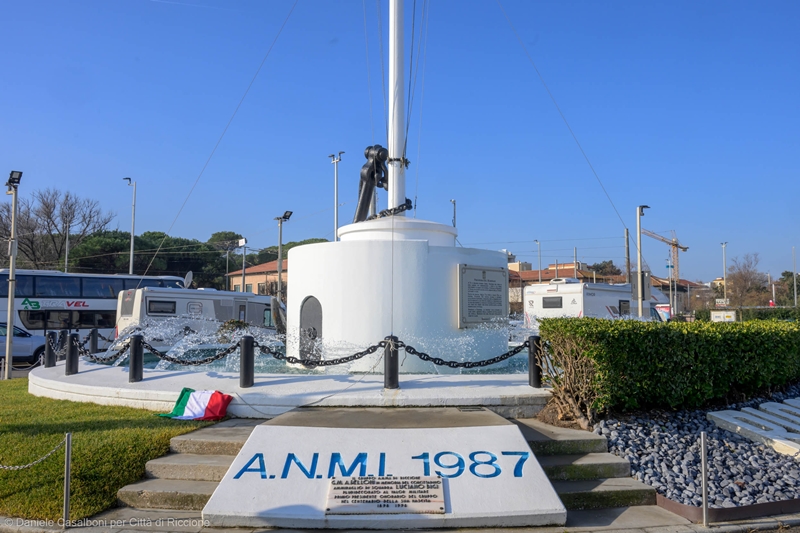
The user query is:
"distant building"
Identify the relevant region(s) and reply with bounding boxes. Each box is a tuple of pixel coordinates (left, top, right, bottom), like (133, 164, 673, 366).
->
(227, 259, 288, 297)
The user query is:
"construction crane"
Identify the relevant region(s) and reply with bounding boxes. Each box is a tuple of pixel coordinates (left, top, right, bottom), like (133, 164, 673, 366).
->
(641, 229, 688, 284)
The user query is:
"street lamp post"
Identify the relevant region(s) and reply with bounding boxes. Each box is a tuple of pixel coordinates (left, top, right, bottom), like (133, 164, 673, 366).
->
(793, 246, 797, 307)
(4, 171, 22, 380)
(239, 238, 247, 293)
(329, 152, 344, 241)
(534, 240, 541, 283)
(64, 224, 70, 273)
(721, 242, 728, 304)
(123, 178, 136, 275)
(275, 211, 292, 302)
(637, 205, 649, 318)
(450, 199, 456, 228)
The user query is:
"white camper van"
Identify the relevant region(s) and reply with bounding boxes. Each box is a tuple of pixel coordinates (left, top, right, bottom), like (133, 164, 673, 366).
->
(523, 278, 661, 326)
(115, 287, 275, 336)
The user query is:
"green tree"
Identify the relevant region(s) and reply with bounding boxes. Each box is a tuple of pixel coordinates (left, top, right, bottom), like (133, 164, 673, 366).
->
(250, 238, 328, 266)
(588, 260, 622, 276)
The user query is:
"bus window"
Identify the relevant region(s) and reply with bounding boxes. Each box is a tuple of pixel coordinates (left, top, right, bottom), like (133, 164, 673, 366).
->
(0, 275, 34, 297)
(94, 311, 115, 328)
(36, 276, 80, 297)
(161, 279, 183, 288)
(18, 310, 46, 330)
(124, 279, 163, 290)
(46, 311, 78, 330)
(82, 278, 123, 299)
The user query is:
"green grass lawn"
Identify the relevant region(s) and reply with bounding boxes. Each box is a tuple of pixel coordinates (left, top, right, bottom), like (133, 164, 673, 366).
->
(0, 378, 212, 521)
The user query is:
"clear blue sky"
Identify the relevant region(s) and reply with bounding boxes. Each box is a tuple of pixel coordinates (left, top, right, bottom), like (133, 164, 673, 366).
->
(1, 0, 797, 282)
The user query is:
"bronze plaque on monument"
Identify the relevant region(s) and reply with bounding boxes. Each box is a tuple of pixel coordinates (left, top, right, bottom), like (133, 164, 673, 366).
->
(457, 265, 509, 328)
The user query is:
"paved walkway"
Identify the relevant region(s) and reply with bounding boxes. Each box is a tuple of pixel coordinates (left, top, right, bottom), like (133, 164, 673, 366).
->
(2, 506, 800, 532)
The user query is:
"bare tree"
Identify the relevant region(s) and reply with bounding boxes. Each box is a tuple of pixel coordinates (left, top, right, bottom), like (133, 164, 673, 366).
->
(0, 188, 115, 269)
(727, 253, 769, 307)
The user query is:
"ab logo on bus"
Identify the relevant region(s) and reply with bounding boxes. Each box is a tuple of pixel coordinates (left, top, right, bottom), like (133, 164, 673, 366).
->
(21, 298, 41, 310)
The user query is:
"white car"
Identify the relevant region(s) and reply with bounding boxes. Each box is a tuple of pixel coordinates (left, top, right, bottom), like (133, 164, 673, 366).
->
(0, 323, 46, 363)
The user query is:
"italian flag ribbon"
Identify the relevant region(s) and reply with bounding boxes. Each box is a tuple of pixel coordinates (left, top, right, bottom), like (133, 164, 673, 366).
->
(159, 387, 232, 421)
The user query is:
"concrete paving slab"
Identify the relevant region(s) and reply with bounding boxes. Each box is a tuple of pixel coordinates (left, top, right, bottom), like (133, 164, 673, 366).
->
(538, 452, 630, 480)
(146, 453, 234, 481)
(28, 361, 550, 418)
(267, 406, 511, 428)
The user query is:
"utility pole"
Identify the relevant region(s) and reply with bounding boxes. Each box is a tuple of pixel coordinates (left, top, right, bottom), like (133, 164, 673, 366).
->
(534, 240, 541, 283)
(573, 247, 578, 279)
(64, 227, 70, 273)
(637, 205, 649, 318)
(794, 246, 797, 307)
(450, 199, 456, 227)
(240, 239, 247, 293)
(721, 242, 728, 303)
(329, 152, 344, 241)
(625, 228, 631, 283)
(275, 211, 293, 302)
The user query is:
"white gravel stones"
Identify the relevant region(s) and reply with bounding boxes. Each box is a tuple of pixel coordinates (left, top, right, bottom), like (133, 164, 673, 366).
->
(595, 383, 800, 508)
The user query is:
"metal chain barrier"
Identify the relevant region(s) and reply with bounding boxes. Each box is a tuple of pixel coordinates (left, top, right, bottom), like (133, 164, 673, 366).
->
(48, 338, 67, 358)
(140, 340, 239, 366)
(0, 437, 65, 471)
(254, 340, 387, 368)
(403, 339, 531, 369)
(367, 198, 413, 220)
(96, 332, 115, 343)
(81, 340, 131, 363)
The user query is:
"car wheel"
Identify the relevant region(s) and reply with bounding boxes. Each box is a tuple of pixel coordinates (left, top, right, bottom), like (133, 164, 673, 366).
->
(32, 346, 45, 366)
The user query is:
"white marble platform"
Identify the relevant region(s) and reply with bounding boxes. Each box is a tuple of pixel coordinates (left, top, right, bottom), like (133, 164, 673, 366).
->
(707, 399, 800, 456)
(28, 360, 550, 418)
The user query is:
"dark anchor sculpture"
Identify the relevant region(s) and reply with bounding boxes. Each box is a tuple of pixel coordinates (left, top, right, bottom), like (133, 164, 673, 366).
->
(353, 145, 389, 223)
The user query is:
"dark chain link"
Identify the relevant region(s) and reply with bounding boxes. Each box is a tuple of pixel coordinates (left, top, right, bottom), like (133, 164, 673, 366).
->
(0, 437, 66, 471)
(47, 339, 66, 357)
(367, 198, 413, 220)
(403, 339, 530, 369)
(81, 340, 131, 363)
(140, 340, 239, 366)
(254, 340, 386, 368)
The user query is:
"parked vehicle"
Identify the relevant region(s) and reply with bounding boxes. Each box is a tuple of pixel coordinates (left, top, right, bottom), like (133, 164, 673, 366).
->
(0, 269, 183, 349)
(523, 278, 662, 326)
(115, 287, 275, 336)
(0, 322, 47, 363)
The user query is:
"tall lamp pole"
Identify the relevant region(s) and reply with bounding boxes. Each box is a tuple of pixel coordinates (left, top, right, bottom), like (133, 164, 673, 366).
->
(239, 238, 247, 293)
(637, 205, 649, 318)
(329, 152, 344, 241)
(275, 211, 292, 302)
(4, 171, 22, 380)
(123, 178, 136, 275)
(793, 246, 797, 307)
(450, 199, 456, 227)
(721, 242, 728, 303)
(534, 239, 541, 283)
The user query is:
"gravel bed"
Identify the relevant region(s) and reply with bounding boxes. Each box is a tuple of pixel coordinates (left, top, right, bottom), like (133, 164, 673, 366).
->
(595, 383, 800, 508)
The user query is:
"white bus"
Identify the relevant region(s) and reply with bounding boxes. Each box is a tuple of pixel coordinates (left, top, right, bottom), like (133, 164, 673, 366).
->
(0, 269, 183, 347)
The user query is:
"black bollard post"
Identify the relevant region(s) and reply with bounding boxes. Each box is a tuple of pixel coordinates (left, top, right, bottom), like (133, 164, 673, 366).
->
(528, 335, 542, 388)
(89, 328, 98, 355)
(45, 331, 57, 368)
(65, 333, 79, 376)
(129, 334, 143, 383)
(240, 335, 254, 388)
(384, 335, 399, 390)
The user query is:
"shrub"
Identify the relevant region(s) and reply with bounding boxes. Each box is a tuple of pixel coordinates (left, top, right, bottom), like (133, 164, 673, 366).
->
(538, 318, 800, 424)
(695, 307, 800, 322)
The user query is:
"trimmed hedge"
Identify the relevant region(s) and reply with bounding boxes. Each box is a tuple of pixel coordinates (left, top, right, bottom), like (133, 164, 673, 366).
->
(538, 318, 800, 414)
(695, 307, 800, 322)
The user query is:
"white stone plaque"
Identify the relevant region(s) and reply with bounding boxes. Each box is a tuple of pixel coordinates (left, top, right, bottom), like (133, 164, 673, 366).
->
(203, 424, 566, 528)
(326, 476, 444, 515)
(457, 265, 509, 328)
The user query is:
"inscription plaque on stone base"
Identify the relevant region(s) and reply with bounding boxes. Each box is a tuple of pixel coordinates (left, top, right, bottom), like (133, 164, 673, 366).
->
(326, 476, 445, 514)
(457, 265, 509, 329)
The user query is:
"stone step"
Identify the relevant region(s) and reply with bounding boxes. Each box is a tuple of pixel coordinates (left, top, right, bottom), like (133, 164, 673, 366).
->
(117, 478, 218, 511)
(539, 452, 630, 481)
(512, 418, 608, 456)
(169, 419, 264, 455)
(552, 477, 657, 510)
(145, 453, 234, 482)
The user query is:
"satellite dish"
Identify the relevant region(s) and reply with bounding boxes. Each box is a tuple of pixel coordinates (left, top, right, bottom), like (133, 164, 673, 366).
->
(183, 271, 193, 289)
